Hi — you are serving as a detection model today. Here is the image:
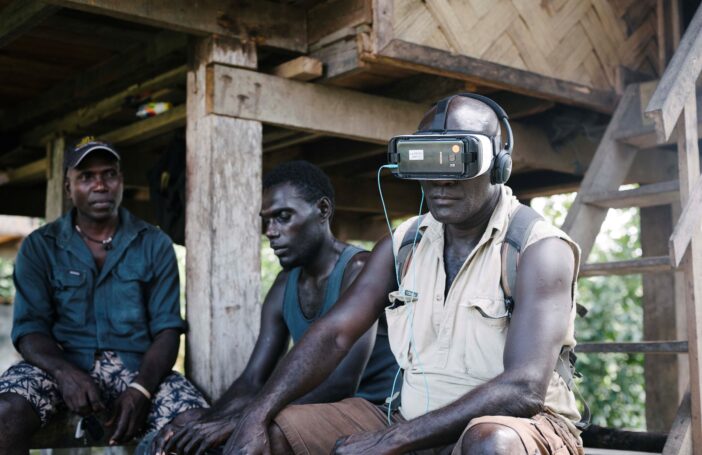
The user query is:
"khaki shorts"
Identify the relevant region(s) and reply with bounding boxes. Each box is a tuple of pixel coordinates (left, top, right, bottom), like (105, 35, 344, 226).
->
(273, 398, 583, 455)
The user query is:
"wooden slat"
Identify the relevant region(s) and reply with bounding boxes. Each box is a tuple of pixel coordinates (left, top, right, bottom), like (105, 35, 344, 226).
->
(365, 39, 617, 113)
(583, 180, 680, 209)
(562, 85, 639, 259)
(577, 341, 688, 354)
(0, 0, 59, 47)
(2, 31, 187, 132)
(662, 390, 692, 455)
(44, 137, 66, 222)
(670, 177, 702, 267)
(207, 65, 425, 144)
(579, 256, 672, 278)
(100, 104, 185, 145)
(45, 0, 306, 53)
(22, 66, 187, 146)
(272, 57, 323, 82)
(645, 4, 702, 142)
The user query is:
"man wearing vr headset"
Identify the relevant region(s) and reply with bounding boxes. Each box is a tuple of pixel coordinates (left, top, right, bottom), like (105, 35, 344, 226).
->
(222, 95, 584, 455)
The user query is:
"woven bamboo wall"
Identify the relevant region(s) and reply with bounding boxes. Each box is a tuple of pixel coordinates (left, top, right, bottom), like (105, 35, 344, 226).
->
(392, 0, 658, 90)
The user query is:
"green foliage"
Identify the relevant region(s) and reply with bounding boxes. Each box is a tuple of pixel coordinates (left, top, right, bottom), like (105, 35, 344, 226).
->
(532, 194, 645, 430)
(261, 236, 283, 299)
(0, 257, 14, 303)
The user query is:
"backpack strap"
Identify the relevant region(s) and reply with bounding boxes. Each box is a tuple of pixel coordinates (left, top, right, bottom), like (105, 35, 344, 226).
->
(396, 215, 425, 281)
(500, 204, 542, 318)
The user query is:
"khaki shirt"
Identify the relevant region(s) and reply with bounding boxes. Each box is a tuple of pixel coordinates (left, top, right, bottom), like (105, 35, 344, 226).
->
(387, 185, 581, 434)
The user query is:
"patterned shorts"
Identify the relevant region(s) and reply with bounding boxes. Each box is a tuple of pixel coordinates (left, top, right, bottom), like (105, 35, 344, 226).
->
(0, 351, 209, 432)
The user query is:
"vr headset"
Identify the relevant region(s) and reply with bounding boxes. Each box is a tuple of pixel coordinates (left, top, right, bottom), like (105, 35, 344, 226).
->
(387, 93, 514, 184)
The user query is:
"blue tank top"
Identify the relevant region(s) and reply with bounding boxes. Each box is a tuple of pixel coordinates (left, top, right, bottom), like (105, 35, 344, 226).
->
(282, 245, 399, 404)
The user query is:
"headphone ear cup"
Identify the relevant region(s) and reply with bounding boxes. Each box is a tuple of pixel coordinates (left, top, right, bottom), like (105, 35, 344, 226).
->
(491, 150, 512, 184)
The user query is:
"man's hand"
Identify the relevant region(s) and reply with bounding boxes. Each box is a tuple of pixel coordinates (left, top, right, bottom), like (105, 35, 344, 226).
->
(106, 387, 150, 445)
(54, 367, 104, 416)
(331, 430, 403, 455)
(161, 414, 240, 455)
(150, 407, 207, 454)
(222, 411, 272, 455)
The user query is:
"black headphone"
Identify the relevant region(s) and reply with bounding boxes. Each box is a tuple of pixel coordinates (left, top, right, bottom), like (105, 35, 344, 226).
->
(423, 93, 513, 184)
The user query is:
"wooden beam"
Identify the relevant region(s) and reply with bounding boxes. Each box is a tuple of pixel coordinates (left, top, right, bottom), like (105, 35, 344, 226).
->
(307, 0, 371, 45)
(22, 66, 187, 146)
(674, 91, 702, 453)
(2, 31, 186, 132)
(45, 0, 306, 53)
(579, 256, 672, 278)
(0, 158, 47, 185)
(364, 39, 617, 113)
(645, 4, 702, 142)
(662, 390, 692, 455)
(185, 37, 260, 400)
(44, 137, 67, 222)
(272, 57, 323, 82)
(577, 341, 688, 354)
(207, 65, 425, 144)
(0, 0, 59, 47)
(583, 180, 680, 209)
(101, 104, 185, 146)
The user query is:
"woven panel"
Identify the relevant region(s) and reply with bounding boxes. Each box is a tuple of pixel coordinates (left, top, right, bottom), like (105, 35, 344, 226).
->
(393, 0, 658, 90)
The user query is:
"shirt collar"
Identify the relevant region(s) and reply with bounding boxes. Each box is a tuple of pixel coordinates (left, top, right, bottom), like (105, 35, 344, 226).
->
(49, 207, 148, 249)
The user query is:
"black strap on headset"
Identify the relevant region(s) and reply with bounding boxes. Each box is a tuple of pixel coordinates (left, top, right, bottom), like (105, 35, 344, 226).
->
(426, 93, 514, 155)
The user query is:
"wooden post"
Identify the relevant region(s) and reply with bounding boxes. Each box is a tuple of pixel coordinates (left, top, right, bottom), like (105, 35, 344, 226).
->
(641, 205, 679, 431)
(674, 89, 702, 454)
(44, 136, 66, 222)
(185, 36, 261, 400)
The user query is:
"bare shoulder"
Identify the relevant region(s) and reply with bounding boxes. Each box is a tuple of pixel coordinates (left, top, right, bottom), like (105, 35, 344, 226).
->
(341, 249, 371, 290)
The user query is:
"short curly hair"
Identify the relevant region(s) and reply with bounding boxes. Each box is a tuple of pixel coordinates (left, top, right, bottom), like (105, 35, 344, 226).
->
(263, 160, 335, 208)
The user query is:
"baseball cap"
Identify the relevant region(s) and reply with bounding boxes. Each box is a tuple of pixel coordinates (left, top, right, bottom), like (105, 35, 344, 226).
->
(64, 137, 121, 171)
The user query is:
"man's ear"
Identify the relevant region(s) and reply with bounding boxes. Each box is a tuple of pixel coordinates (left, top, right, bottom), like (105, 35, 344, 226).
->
(64, 176, 71, 196)
(317, 197, 333, 223)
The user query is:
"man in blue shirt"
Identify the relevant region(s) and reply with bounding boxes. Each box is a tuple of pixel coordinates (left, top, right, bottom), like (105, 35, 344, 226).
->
(0, 139, 207, 454)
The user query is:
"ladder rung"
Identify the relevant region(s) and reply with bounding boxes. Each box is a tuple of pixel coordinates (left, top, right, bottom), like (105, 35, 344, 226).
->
(582, 180, 679, 209)
(577, 341, 688, 354)
(579, 256, 671, 277)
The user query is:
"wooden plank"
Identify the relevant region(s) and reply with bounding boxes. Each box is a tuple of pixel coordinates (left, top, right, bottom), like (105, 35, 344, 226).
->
(583, 180, 680, 209)
(579, 256, 672, 278)
(366, 39, 617, 113)
(645, 4, 702, 142)
(101, 104, 185, 146)
(562, 85, 639, 259)
(674, 91, 702, 454)
(185, 36, 260, 400)
(272, 57, 323, 82)
(662, 390, 692, 455)
(577, 341, 688, 354)
(642, 205, 681, 432)
(670, 177, 702, 267)
(207, 65, 425, 144)
(2, 31, 187, 132)
(22, 66, 187, 146)
(0, 158, 47, 185)
(0, 0, 59, 47)
(45, 0, 305, 53)
(372, 0, 394, 52)
(45, 136, 66, 222)
(307, 0, 371, 45)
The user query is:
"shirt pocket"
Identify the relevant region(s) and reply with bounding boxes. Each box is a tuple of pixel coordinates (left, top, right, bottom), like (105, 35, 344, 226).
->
(458, 297, 509, 380)
(110, 264, 151, 335)
(385, 292, 412, 369)
(50, 268, 88, 325)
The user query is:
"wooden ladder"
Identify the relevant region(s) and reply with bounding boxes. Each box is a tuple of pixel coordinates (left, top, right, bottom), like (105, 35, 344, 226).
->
(562, 4, 702, 454)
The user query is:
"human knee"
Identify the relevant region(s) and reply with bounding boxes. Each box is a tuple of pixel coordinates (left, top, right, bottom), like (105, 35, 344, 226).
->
(0, 393, 39, 446)
(459, 423, 525, 455)
(268, 422, 293, 454)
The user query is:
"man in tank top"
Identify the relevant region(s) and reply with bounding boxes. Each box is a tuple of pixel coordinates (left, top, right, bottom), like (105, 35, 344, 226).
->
(147, 160, 398, 454)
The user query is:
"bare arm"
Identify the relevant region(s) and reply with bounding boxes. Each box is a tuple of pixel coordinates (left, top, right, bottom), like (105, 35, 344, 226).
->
(333, 237, 576, 453)
(223, 237, 398, 453)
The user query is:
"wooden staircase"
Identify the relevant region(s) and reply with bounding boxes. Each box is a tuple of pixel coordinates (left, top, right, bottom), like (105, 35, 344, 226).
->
(563, 4, 702, 454)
